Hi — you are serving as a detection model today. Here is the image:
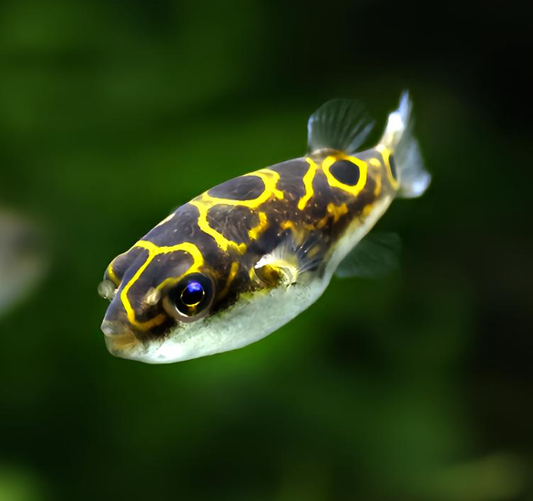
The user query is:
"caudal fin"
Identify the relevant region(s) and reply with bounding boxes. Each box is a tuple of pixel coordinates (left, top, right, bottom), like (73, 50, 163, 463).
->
(379, 92, 431, 198)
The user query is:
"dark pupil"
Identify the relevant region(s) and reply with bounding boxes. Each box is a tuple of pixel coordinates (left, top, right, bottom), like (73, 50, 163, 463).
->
(330, 160, 360, 186)
(181, 281, 204, 306)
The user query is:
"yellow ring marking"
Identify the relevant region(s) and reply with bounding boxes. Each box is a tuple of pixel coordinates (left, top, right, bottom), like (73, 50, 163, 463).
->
(248, 211, 268, 240)
(322, 154, 368, 196)
(377, 144, 400, 190)
(190, 200, 247, 253)
(191, 169, 284, 253)
(120, 240, 204, 329)
(298, 158, 318, 210)
(201, 169, 284, 209)
(367, 156, 382, 197)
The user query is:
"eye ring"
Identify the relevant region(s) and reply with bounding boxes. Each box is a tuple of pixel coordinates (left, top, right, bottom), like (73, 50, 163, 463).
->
(163, 273, 215, 322)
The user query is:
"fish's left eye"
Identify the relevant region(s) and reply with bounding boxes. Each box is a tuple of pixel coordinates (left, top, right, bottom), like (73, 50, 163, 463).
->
(163, 273, 214, 322)
(181, 281, 205, 306)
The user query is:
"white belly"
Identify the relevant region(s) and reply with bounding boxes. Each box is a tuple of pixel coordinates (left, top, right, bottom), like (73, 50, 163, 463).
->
(132, 196, 393, 364)
(137, 274, 330, 364)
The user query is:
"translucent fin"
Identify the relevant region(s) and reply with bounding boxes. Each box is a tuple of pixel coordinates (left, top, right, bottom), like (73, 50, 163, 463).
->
(307, 99, 375, 155)
(254, 230, 324, 286)
(335, 232, 401, 278)
(380, 91, 431, 198)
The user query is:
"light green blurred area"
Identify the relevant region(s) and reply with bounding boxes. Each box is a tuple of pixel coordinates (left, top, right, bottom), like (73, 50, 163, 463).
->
(0, 466, 46, 501)
(1, 1, 532, 500)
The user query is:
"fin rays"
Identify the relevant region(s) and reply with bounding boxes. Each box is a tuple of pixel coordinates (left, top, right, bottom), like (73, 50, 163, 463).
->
(307, 99, 375, 155)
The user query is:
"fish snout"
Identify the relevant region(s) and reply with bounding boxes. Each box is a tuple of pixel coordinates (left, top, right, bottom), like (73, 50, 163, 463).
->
(101, 319, 127, 337)
(101, 314, 142, 358)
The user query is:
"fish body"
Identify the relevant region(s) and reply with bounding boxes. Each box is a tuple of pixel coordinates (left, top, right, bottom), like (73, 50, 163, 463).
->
(99, 93, 430, 363)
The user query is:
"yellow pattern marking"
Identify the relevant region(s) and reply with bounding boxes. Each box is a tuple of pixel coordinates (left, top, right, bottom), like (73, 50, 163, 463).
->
(362, 203, 375, 217)
(367, 156, 383, 196)
(219, 261, 239, 299)
(298, 158, 318, 210)
(106, 263, 120, 287)
(377, 144, 400, 190)
(120, 240, 204, 329)
(322, 154, 368, 196)
(248, 211, 269, 240)
(280, 220, 307, 245)
(190, 200, 247, 254)
(191, 169, 284, 253)
(317, 203, 348, 229)
(373, 173, 382, 197)
(202, 169, 284, 208)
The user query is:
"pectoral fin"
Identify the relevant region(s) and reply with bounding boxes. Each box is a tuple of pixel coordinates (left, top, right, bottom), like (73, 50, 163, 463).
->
(254, 229, 326, 286)
(335, 232, 401, 278)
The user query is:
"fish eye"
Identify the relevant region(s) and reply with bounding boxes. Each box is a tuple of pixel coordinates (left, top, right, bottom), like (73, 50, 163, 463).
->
(163, 273, 214, 322)
(181, 281, 205, 306)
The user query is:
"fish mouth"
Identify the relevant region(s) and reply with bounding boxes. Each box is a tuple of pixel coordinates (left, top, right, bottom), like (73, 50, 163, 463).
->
(101, 320, 143, 359)
(104, 332, 141, 359)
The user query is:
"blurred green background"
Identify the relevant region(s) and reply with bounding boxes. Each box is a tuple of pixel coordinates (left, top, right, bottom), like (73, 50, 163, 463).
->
(0, 1, 531, 500)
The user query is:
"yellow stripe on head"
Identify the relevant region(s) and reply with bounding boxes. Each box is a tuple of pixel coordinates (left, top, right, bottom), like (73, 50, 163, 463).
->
(106, 262, 121, 287)
(120, 240, 204, 329)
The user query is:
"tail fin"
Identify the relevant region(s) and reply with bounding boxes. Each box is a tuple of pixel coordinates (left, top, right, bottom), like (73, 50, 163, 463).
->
(380, 92, 431, 198)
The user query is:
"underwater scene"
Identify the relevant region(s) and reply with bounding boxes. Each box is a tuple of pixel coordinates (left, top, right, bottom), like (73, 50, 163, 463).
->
(0, 1, 531, 500)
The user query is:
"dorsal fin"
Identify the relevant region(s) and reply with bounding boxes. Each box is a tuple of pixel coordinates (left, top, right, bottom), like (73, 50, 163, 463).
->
(307, 99, 375, 155)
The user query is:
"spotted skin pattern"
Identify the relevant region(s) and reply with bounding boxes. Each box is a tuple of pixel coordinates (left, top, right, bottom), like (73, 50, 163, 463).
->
(102, 146, 397, 344)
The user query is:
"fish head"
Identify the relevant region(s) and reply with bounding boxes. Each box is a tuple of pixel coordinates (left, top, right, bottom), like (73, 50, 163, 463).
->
(99, 238, 225, 363)
(98, 232, 326, 365)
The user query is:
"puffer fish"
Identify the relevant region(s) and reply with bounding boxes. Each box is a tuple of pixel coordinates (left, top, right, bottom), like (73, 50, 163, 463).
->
(98, 92, 430, 363)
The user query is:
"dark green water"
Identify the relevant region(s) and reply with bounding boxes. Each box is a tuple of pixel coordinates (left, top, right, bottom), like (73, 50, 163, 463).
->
(0, 1, 531, 500)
